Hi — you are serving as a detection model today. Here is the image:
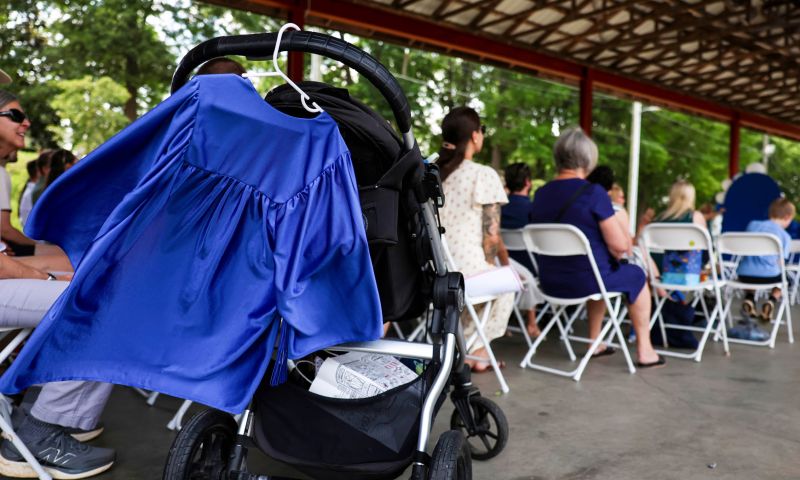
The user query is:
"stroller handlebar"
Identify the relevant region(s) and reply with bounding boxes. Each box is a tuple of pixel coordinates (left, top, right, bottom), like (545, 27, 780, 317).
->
(171, 31, 414, 136)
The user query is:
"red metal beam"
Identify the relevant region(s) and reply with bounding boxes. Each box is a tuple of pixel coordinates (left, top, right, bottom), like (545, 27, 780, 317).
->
(729, 113, 741, 178)
(579, 67, 593, 136)
(287, 0, 307, 82)
(231, 0, 800, 141)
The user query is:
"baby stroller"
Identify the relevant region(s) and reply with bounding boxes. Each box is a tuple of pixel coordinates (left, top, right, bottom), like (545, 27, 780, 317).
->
(163, 30, 508, 480)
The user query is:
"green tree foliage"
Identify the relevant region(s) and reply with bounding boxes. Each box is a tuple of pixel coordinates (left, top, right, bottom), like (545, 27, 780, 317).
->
(50, 0, 173, 120)
(1, 0, 62, 147)
(47, 76, 129, 154)
(2, 2, 798, 215)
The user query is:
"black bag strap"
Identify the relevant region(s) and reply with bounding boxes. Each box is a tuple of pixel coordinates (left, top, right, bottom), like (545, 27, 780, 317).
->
(555, 183, 591, 222)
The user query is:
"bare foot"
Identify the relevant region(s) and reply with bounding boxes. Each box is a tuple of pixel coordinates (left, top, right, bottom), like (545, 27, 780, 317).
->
(526, 311, 541, 338)
(526, 320, 541, 338)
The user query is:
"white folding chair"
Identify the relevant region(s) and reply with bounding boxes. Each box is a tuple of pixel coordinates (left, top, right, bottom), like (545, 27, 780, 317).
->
(441, 236, 511, 393)
(519, 224, 635, 381)
(0, 328, 51, 480)
(786, 239, 800, 305)
(500, 228, 550, 348)
(717, 232, 793, 348)
(641, 223, 729, 362)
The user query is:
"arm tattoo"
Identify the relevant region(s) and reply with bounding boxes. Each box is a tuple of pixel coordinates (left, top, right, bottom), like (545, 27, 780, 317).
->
(482, 203, 501, 261)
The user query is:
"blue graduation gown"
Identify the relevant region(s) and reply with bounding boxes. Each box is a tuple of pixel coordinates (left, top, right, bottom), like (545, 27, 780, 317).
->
(0, 75, 382, 413)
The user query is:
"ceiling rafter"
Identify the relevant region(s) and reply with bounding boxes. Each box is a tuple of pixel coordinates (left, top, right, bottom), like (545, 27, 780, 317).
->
(431, 0, 460, 20)
(546, 0, 656, 51)
(607, 13, 800, 61)
(339, 0, 799, 126)
(510, 0, 659, 41)
(517, 0, 623, 47)
(468, 0, 504, 28)
(572, 3, 745, 59)
(476, 0, 555, 30)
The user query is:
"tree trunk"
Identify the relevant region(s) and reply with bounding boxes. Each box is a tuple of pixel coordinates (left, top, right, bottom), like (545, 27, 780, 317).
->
(124, 85, 137, 122)
(124, 50, 140, 122)
(401, 49, 410, 77)
(491, 144, 502, 171)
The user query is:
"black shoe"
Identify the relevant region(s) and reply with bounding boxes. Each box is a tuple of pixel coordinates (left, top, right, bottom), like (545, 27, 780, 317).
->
(0, 422, 114, 479)
(9, 406, 103, 443)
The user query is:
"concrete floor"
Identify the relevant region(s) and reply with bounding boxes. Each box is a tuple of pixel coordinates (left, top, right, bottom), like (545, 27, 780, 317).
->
(9, 309, 799, 480)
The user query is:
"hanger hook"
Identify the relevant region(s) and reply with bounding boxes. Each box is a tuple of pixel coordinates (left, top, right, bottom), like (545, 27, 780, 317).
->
(273, 23, 323, 114)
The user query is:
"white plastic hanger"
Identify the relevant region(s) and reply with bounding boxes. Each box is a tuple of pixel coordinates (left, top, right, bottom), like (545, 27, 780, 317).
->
(242, 23, 322, 114)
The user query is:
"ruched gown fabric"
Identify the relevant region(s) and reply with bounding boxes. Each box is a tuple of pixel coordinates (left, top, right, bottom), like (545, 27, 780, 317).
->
(0, 75, 382, 413)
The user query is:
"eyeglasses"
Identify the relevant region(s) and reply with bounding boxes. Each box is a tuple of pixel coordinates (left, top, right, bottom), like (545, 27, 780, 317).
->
(0, 109, 27, 124)
(480, 124, 486, 134)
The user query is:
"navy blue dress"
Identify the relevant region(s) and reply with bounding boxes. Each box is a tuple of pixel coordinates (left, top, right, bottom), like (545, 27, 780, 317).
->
(530, 178, 645, 302)
(0, 75, 382, 413)
(501, 193, 536, 273)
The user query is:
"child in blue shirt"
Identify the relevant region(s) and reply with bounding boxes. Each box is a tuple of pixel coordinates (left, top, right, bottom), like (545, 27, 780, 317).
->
(737, 197, 795, 322)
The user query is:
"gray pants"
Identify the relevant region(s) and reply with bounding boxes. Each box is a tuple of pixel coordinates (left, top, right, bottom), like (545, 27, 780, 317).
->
(0, 278, 112, 430)
(30, 382, 113, 430)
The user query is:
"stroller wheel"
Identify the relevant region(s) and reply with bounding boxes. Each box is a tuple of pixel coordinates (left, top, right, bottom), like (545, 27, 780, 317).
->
(428, 430, 472, 480)
(449, 396, 508, 461)
(163, 408, 237, 480)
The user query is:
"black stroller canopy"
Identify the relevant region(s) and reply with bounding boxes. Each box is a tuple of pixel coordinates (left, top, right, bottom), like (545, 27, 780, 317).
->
(267, 81, 430, 323)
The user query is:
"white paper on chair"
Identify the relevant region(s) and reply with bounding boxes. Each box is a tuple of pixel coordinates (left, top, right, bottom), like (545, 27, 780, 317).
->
(308, 352, 417, 399)
(465, 266, 523, 298)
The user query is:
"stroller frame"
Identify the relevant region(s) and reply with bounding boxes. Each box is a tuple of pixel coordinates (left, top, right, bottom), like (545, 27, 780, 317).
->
(166, 30, 505, 480)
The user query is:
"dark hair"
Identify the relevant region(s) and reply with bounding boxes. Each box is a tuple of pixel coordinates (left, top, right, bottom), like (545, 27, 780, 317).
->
(25, 159, 37, 179)
(44, 149, 76, 189)
(0, 90, 17, 109)
(18, 159, 39, 210)
(437, 106, 481, 181)
(505, 163, 531, 193)
(36, 149, 54, 172)
(197, 57, 246, 76)
(586, 165, 615, 192)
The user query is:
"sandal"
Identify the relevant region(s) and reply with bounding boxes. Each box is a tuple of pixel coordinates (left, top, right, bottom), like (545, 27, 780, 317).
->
(591, 346, 616, 358)
(471, 360, 506, 373)
(635, 355, 666, 369)
(760, 299, 775, 323)
(526, 321, 542, 339)
(742, 299, 757, 318)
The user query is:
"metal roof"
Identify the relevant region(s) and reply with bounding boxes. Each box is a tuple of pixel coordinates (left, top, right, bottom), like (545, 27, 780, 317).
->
(206, 0, 800, 139)
(378, 0, 799, 125)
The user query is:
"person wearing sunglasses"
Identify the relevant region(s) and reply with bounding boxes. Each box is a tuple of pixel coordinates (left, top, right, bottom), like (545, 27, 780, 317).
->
(0, 91, 38, 255)
(0, 90, 116, 479)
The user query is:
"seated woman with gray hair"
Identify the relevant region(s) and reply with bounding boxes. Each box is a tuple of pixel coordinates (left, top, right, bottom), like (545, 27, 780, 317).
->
(529, 127, 664, 368)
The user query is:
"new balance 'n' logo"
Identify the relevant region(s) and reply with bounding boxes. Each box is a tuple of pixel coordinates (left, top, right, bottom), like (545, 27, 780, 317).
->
(38, 447, 76, 465)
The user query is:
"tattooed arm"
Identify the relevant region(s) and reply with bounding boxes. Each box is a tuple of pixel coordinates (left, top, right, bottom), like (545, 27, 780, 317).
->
(482, 203, 508, 265)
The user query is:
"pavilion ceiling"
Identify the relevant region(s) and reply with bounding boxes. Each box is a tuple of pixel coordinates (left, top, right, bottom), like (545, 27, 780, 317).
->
(203, 0, 800, 138)
(368, 0, 799, 125)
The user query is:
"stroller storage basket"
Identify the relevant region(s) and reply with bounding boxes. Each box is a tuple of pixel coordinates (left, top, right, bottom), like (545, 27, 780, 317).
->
(254, 372, 436, 480)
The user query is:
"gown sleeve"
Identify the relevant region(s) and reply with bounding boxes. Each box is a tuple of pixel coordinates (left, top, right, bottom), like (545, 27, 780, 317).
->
(271, 152, 383, 362)
(25, 79, 200, 267)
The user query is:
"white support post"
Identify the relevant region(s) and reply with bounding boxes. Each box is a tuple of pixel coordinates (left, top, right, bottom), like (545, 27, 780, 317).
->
(310, 53, 322, 82)
(628, 101, 642, 236)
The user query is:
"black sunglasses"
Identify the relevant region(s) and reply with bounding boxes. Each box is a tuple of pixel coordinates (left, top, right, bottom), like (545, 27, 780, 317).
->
(0, 109, 27, 124)
(480, 124, 486, 134)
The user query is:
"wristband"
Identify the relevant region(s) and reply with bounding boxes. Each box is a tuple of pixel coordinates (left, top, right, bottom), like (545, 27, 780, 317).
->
(46, 273, 56, 281)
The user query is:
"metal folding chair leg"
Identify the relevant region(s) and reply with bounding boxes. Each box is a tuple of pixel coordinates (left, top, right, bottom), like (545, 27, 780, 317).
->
(652, 291, 728, 362)
(520, 299, 635, 381)
(721, 293, 791, 348)
(464, 300, 510, 394)
(167, 400, 193, 431)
